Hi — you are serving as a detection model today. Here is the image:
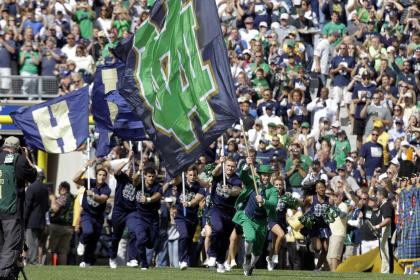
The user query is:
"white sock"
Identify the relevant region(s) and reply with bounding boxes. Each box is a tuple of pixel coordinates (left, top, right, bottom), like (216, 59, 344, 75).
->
(251, 254, 260, 267)
(244, 241, 253, 255)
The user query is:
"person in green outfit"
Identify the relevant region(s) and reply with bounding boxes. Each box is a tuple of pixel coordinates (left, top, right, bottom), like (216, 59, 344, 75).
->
(322, 11, 346, 44)
(333, 130, 351, 168)
(111, 8, 131, 39)
(19, 41, 40, 97)
(233, 159, 278, 276)
(74, 2, 96, 40)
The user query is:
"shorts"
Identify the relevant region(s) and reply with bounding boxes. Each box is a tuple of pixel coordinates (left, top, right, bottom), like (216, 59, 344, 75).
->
(234, 223, 243, 236)
(48, 223, 73, 255)
(268, 220, 287, 232)
(0, 67, 11, 90)
(343, 91, 352, 105)
(309, 226, 331, 239)
(353, 119, 365, 137)
(331, 86, 344, 105)
(327, 235, 345, 260)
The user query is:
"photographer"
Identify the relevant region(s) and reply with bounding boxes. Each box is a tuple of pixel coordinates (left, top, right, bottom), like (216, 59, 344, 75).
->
(285, 143, 309, 195)
(0, 137, 37, 279)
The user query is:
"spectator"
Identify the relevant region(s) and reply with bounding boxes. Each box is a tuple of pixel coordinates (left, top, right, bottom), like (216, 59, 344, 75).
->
(74, 1, 96, 40)
(48, 181, 74, 265)
(311, 31, 339, 86)
(24, 170, 50, 265)
(61, 33, 77, 61)
(0, 29, 16, 95)
(359, 128, 384, 179)
(19, 40, 40, 97)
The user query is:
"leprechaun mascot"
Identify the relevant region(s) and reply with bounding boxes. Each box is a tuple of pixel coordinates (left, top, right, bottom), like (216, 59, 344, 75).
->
(233, 157, 278, 276)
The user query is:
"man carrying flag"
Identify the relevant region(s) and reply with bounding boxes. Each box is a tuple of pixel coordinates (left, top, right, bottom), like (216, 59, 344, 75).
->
(233, 158, 278, 276)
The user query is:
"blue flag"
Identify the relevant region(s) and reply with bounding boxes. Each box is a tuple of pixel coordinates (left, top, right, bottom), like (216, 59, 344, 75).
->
(91, 61, 147, 157)
(114, 0, 241, 177)
(11, 87, 89, 153)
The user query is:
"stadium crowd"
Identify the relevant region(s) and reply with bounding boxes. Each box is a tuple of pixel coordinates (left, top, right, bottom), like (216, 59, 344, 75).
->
(2, 0, 419, 276)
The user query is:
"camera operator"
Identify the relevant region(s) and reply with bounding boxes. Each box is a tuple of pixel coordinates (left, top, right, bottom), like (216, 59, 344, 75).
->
(0, 137, 37, 279)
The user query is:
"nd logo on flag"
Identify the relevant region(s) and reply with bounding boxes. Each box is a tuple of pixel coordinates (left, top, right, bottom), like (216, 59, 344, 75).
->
(132, 0, 217, 151)
(116, 0, 240, 176)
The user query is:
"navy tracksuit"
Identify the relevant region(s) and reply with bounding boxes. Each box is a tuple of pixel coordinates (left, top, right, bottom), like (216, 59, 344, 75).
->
(174, 181, 205, 265)
(80, 179, 111, 264)
(208, 174, 242, 263)
(134, 182, 162, 268)
(110, 173, 139, 260)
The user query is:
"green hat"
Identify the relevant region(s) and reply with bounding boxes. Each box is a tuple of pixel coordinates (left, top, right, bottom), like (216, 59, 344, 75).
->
(257, 165, 273, 174)
(301, 122, 310, 128)
(268, 122, 277, 128)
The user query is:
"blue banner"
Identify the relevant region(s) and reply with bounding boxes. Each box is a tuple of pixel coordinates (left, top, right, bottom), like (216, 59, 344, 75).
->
(92, 61, 147, 157)
(10, 87, 89, 153)
(114, 0, 241, 177)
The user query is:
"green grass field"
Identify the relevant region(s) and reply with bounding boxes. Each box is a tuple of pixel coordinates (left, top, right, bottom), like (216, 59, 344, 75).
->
(22, 266, 418, 280)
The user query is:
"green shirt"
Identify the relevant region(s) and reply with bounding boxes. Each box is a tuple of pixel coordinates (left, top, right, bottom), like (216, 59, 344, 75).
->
(102, 42, 118, 58)
(356, 7, 369, 23)
(75, 10, 95, 39)
(19, 51, 39, 74)
(334, 139, 351, 168)
(285, 156, 309, 188)
(322, 22, 347, 38)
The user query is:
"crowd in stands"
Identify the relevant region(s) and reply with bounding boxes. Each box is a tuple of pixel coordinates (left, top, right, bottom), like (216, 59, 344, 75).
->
(7, 0, 420, 275)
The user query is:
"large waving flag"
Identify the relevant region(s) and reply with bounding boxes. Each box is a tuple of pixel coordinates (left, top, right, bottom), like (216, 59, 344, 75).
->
(91, 61, 147, 156)
(11, 87, 89, 153)
(114, 0, 241, 176)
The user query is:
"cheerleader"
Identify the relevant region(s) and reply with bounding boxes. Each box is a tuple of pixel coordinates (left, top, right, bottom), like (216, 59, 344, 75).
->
(304, 179, 331, 271)
(266, 177, 287, 270)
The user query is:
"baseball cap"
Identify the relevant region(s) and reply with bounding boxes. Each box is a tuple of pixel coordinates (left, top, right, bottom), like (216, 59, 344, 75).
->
(238, 96, 249, 103)
(373, 120, 383, 128)
(255, 119, 263, 125)
(301, 122, 310, 128)
(345, 157, 354, 163)
(259, 21, 268, 28)
(265, 103, 274, 110)
(244, 16, 254, 23)
(401, 140, 410, 147)
(268, 122, 277, 128)
(3, 136, 20, 149)
(332, 121, 341, 128)
(280, 13, 289, 20)
(378, 173, 388, 181)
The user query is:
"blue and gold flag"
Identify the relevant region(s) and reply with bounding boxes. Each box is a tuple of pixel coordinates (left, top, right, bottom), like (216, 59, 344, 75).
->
(11, 87, 89, 153)
(115, 0, 240, 176)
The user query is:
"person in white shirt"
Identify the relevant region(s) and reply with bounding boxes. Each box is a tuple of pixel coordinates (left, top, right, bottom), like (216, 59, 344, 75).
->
(239, 16, 259, 48)
(259, 104, 282, 132)
(311, 31, 339, 85)
(248, 118, 265, 150)
(307, 87, 338, 132)
(327, 191, 348, 271)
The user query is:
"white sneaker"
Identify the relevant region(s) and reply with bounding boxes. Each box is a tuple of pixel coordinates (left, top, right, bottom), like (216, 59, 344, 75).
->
(224, 261, 231, 272)
(216, 263, 225, 273)
(202, 258, 209, 267)
(126, 259, 139, 267)
(266, 256, 274, 271)
(109, 258, 117, 269)
(230, 259, 237, 269)
(79, 262, 90, 268)
(272, 254, 279, 264)
(179, 261, 188, 270)
(140, 267, 148, 271)
(207, 257, 216, 267)
(77, 243, 85, 256)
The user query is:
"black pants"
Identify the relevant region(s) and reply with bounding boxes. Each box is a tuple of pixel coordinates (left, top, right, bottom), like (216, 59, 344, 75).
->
(0, 219, 24, 278)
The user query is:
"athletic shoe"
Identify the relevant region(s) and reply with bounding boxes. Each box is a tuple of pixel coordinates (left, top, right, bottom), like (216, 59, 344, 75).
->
(266, 256, 274, 271)
(207, 257, 216, 268)
(109, 258, 117, 269)
(179, 261, 188, 270)
(243, 254, 251, 276)
(230, 259, 237, 269)
(272, 254, 279, 264)
(244, 267, 254, 276)
(77, 243, 85, 256)
(140, 267, 148, 271)
(79, 262, 90, 268)
(224, 261, 231, 272)
(216, 263, 225, 273)
(127, 260, 139, 267)
(202, 258, 209, 267)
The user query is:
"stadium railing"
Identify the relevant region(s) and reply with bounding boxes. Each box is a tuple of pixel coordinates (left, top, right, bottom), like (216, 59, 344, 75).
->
(0, 75, 59, 99)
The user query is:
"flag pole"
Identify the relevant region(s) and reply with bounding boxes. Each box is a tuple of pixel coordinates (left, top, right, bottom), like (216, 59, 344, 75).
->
(129, 141, 135, 173)
(139, 141, 145, 195)
(86, 135, 91, 190)
(182, 171, 187, 217)
(221, 136, 226, 186)
(239, 119, 259, 196)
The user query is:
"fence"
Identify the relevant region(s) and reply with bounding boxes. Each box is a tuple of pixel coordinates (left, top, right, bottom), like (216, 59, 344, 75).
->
(0, 75, 59, 100)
